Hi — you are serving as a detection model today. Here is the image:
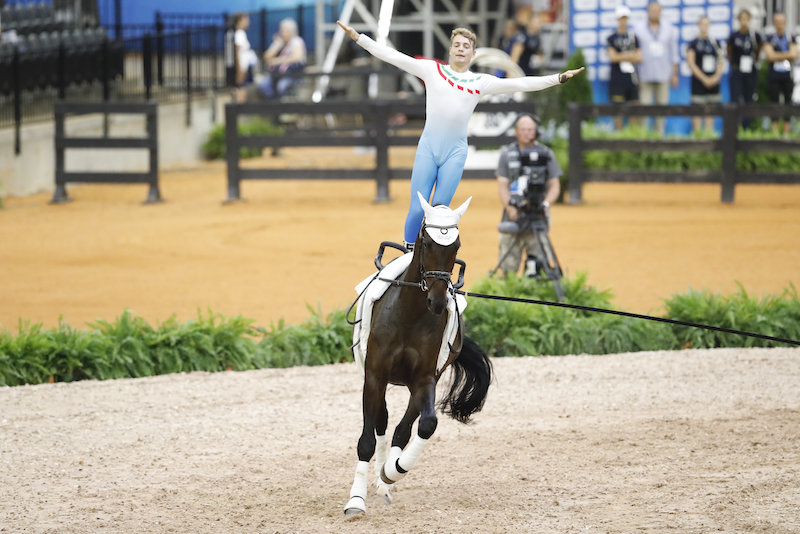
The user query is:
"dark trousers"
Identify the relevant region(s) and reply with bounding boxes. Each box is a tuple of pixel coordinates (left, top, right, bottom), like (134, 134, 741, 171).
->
(729, 69, 757, 128)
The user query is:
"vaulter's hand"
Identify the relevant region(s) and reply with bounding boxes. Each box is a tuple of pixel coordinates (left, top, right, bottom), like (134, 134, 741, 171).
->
(337, 20, 360, 41)
(558, 66, 585, 83)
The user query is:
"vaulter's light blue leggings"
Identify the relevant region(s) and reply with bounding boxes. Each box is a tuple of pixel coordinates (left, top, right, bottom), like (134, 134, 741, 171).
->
(403, 137, 468, 243)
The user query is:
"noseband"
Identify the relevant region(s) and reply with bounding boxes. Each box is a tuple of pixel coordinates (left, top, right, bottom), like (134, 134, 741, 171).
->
(417, 223, 459, 292)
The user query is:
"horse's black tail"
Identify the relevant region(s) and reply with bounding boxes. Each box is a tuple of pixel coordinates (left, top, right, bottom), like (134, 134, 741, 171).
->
(438, 336, 492, 424)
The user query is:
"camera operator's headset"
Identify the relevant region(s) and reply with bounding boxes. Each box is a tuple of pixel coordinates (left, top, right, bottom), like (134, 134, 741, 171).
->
(514, 112, 541, 139)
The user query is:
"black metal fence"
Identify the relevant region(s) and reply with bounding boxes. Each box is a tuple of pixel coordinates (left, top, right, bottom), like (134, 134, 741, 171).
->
(1, 2, 340, 154)
(567, 103, 800, 203)
(224, 100, 532, 203)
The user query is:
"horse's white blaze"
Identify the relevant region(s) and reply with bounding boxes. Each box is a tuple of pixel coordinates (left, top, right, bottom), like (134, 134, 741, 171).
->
(344, 460, 369, 513)
(416, 192, 472, 246)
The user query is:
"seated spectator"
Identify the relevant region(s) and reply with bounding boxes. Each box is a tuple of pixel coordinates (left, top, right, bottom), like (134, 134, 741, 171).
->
(763, 12, 798, 136)
(259, 18, 307, 99)
(687, 16, 724, 133)
(0, 16, 19, 44)
(607, 5, 641, 130)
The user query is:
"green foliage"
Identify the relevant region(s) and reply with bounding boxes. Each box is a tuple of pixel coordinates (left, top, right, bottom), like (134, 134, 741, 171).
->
(464, 273, 678, 356)
(201, 117, 284, 160)
(663, 283, 800, 348)
(557, 49, 593, 124)
(253, 306, 353, 368)
(580, 123, 800, 172)
(2, 281, 798, 387)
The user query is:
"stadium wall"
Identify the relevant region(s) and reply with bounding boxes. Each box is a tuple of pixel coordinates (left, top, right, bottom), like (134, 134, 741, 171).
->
(0, 97, 225, 197)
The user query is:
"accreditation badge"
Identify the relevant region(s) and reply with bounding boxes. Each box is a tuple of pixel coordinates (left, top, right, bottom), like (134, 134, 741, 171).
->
(739, 55, 753, 73)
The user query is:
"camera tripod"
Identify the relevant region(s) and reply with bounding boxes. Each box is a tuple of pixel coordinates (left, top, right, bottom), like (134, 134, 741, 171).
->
(491, 217, 565, 302)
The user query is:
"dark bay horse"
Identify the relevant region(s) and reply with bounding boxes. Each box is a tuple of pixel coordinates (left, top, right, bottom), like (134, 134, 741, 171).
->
(345, 194, 493, 519)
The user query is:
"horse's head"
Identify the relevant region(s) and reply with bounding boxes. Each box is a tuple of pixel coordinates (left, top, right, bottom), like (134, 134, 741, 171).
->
(415, 192, 472, 315)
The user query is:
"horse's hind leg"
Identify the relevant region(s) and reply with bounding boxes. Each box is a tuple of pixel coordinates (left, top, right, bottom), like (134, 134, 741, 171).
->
(344, 376, 386, 519)
(373, 397, 394, 503)
(381, 377, 437, 485)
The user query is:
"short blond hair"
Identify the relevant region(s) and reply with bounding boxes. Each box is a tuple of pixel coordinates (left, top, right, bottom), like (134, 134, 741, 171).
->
(450, 27, 477, 49)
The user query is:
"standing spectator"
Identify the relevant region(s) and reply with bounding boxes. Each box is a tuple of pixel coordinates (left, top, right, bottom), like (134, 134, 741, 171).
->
(607, 5, 641, 130)
(497, 18, 522, 56)
(494, 18, 524, 78)
(728, 9, 762, 128)
(495, 114, 562, 278)
(259, 18, 307, 99)
(763, 13, 798, 135)
(232, 13, 257, 103)
(511, 13, 544, 75)
(634, 0, 680, 134)
(687, 16, 725, 133)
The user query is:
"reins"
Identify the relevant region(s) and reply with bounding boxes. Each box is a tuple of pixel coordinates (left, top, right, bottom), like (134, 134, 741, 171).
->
(453, 289, 800, 347)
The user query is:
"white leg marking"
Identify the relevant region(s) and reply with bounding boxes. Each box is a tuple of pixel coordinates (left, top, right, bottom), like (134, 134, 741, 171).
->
(344, 460, 369, 516)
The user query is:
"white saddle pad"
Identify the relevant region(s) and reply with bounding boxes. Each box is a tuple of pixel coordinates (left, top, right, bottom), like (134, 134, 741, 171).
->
(351, 252, 467, 376)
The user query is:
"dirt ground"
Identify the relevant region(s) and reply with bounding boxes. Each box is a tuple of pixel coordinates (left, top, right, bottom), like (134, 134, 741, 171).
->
(1, 149, 799, 330)
(1, 348, 798, 532)
(1, 151, 800, 532)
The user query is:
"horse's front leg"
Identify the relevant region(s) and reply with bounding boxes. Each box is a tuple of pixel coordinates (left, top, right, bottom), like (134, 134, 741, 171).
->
(381, 376, 437, 485)
(345, 375, 386, 519)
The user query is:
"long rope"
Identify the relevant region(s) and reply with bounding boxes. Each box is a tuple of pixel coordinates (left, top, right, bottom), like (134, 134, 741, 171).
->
(455, 290, 800, 347)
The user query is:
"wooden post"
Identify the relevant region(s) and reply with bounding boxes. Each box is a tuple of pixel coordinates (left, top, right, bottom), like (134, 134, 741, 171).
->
(373, 101, 391, 203)
(720, 104, 738, 203)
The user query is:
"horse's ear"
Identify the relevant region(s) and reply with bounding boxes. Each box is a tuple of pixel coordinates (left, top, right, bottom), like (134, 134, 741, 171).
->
(453, 196, 472, 220)
(417, 191, 434, 219)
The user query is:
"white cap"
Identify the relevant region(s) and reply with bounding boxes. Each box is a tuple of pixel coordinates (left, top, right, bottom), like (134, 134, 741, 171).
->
(615, 5, 631, 18)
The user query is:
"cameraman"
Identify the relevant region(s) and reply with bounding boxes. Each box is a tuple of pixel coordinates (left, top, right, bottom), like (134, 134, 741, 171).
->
(496, 113, 562, 277)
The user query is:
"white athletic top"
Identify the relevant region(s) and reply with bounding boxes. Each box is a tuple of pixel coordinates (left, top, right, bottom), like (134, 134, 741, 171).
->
(356, 34, 560, 157)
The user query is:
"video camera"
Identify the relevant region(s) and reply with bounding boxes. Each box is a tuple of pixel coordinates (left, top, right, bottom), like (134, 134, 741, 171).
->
(502, 151, 549, 233)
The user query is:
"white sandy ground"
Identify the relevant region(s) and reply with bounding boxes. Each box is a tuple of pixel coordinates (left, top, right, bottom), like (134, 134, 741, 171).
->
(1, 348, 799, 533)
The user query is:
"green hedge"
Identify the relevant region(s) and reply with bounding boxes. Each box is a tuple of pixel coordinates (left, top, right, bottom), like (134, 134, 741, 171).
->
(2, 280, 798, 387)
(202, 117, 284, 160)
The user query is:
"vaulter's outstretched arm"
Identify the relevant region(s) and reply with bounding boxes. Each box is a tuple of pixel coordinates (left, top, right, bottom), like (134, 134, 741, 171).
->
(337, 20, 428, 79)
(482, 67, 585, 95)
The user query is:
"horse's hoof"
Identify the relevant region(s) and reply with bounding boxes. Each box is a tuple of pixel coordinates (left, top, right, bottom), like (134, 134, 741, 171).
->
(376, 482, 393, 505)
(344, 508, 365, 520)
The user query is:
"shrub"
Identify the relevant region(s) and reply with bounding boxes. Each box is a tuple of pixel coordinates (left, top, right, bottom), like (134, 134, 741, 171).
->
(201, 117, 284, 160)
(2, 281, 798, 387)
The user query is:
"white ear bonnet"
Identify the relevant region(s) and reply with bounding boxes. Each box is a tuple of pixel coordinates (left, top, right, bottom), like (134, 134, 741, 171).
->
(416, 192, 472, 246)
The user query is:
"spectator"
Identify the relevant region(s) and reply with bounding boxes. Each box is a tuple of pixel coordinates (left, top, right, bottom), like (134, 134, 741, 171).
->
(763, 12, 798, 135)
(232, 13, 257, 103)
(607, 5, 641, 130)
(687, 16, 725, 133)
(497, 18, 522, 56)
(0, 14, 19, 44)
(633, 0, 680, 134)
(728, 9, 762, 129)
(337, 20, 583, 250)
(495, 114, 562, 278)
(511, 13, 544, 76)
(494, 18, 523, 77)
(259, 18, 307, 99)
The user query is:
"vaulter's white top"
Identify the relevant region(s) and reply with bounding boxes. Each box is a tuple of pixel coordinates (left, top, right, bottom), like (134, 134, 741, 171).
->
(356, 34, 560, 156)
